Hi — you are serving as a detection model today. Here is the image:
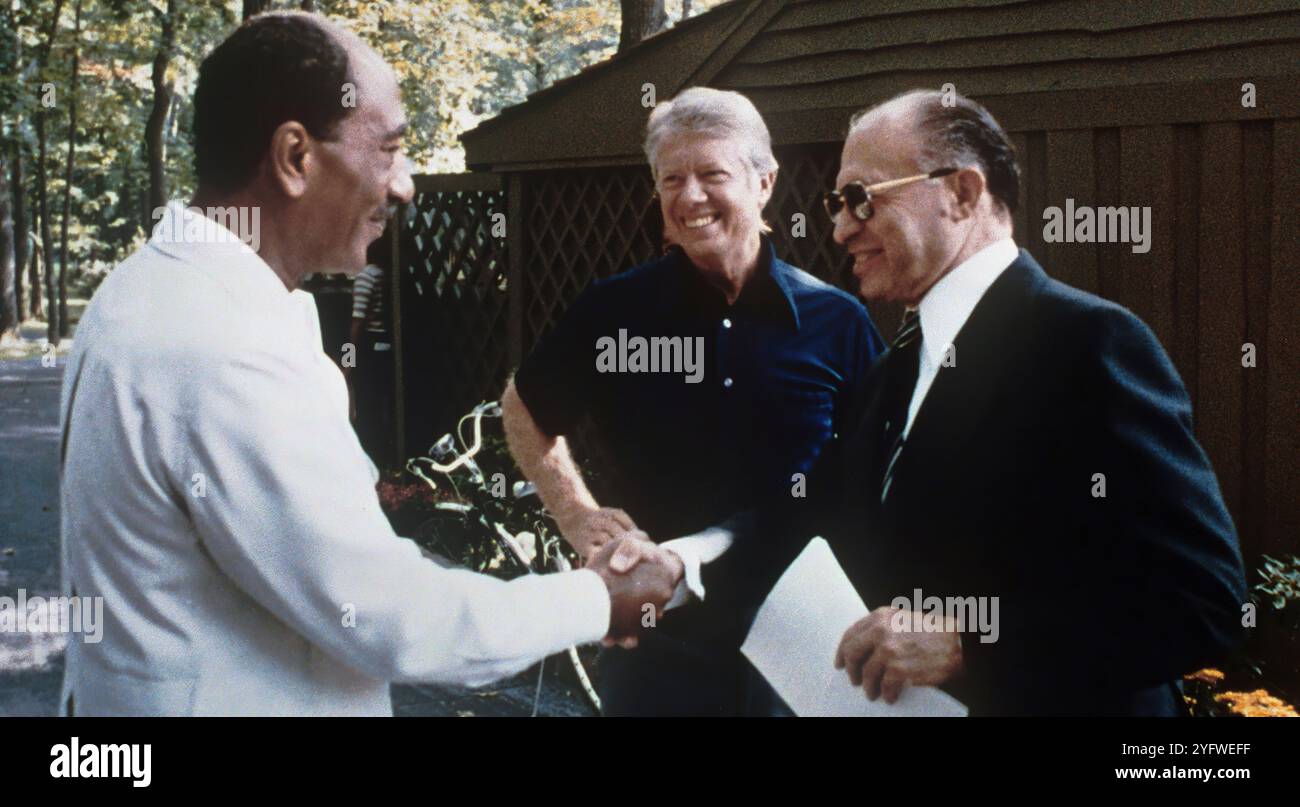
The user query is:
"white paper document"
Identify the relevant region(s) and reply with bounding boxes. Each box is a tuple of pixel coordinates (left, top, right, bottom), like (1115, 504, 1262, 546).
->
(741, 537, 968, 717)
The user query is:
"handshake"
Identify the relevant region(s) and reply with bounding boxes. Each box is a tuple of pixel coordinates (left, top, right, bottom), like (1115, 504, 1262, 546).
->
(572, 509, 684, 648)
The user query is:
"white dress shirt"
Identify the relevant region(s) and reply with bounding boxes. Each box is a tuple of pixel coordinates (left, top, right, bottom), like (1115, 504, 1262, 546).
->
(664, 238, 1020, 605)
(59, 202, 610, 715)
(904, 238, 1019, 436)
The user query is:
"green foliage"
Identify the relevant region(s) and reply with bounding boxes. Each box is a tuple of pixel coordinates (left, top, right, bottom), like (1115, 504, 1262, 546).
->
(2, 0, 727, 295)
(4, 0, 236, 286)
(1204, 553, 1300, 708)
(1255, 554, 1300, 615)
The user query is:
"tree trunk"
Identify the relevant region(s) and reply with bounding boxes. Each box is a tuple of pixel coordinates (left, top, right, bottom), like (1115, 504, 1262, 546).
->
(682, 0, 693, 20)
(7, 5, 28, 322)
(24, 184, 39, 320)
(526, 0, 551, 92)
(619, 0, 667, 52)
(243, 0, 271, 20)
(30, 238, 43, 321)
(35, 0, 63, 344)
(37, 112, 57, 344)
(145, 0, 175, 222)
(11, 145, 25, 322)
(121, 146, 135, 240)
(0, 149, 18, 340)
(58, 0, 81, 338)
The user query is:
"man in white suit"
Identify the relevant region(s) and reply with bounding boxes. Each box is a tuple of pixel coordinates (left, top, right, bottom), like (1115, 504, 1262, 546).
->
(58, 11, 677, 716)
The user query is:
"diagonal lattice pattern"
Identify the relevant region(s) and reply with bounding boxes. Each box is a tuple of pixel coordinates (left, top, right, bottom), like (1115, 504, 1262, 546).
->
(399, 184, 508, 453)
(521, 166, 661, 353)
(767, 144, 857, 288)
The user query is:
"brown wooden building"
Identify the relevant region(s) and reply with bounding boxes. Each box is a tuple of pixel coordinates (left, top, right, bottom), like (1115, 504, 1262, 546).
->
(391, 0, 1299, 572)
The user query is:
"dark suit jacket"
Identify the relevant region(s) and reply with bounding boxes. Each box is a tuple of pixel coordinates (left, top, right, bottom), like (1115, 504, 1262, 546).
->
(705, 250, 1247, 716)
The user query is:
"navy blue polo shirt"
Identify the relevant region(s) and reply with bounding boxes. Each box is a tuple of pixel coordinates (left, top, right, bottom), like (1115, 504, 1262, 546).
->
(514, 238, 883, 541)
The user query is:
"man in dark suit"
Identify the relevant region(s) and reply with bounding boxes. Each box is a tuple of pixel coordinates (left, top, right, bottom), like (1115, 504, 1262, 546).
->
(694, 89, 1247, 716)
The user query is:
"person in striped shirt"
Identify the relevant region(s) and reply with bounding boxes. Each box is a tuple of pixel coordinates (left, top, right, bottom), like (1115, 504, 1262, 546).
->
(346, 237, 394, 466)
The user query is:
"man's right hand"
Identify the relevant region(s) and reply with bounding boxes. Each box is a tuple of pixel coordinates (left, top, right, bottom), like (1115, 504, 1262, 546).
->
(586, 534, 680, 647)
(560, 506, 642, 558)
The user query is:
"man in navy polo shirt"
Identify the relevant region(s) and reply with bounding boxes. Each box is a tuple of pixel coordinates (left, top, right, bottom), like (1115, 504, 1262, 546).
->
(502, 88, 883, 716)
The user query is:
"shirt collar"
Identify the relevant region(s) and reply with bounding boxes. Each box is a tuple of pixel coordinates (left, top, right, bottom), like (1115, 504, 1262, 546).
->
(672, 236, 801, 331)
(147, 201, 288, 299)
(762, 239, 804, 331)
(916, 237, 1018, 366)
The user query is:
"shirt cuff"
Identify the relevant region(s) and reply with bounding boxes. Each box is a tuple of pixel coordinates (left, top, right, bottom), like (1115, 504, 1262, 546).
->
(661, 541, 705, 610)
(659, 527, 735, 610)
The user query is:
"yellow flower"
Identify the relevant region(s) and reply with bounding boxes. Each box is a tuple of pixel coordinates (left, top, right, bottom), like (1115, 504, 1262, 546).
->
(1185, 668, 1226, 686)
(1213, 689, 1300, 717)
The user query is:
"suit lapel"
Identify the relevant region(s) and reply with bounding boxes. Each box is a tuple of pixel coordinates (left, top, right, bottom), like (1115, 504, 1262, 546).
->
(884, 252, 1049, 506)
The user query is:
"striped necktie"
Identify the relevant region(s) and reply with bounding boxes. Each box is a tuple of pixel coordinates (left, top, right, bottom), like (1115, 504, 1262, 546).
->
(892, 307, 922, 350)
(880, 308, 922, 502)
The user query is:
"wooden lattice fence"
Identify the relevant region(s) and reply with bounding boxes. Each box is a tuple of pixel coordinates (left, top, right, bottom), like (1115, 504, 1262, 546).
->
(519, 166, 659, 353)
(394, 173, 509, 458)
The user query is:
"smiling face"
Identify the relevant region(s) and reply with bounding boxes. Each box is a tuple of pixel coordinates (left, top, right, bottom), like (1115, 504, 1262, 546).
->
(655, 131, 773, 279)
(302, 45, 414, 275)
(832, 113, 964, 305)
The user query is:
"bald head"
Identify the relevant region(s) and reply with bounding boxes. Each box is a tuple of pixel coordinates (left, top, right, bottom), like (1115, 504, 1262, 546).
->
(193, 11, 386, 194)
(832, 88, 1018, 304)
(849, 91, 926, 136)
(850, 89, 1020, 219)
(189, 11, 413, 288)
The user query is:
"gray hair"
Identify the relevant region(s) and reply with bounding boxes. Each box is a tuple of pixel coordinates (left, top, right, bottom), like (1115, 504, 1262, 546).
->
(644, 87, 778, 182)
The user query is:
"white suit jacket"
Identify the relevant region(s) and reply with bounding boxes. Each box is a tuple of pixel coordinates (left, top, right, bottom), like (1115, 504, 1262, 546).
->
(58, 203, 609, 716)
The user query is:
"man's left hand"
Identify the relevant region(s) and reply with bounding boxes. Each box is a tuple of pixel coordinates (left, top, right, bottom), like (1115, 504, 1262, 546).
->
(834, 607, 963, 704)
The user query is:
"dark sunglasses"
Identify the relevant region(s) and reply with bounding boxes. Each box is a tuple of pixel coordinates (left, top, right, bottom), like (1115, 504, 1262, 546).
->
(823, 167, 957, 221)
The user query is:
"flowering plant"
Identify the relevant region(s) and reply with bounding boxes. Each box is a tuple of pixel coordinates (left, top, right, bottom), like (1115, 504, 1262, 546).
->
(1182, 553, 1300, 716)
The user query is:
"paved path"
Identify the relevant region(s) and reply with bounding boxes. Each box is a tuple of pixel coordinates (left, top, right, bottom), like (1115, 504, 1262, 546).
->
(0, 355, 590, 717)
(0, 356, 67, 715)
